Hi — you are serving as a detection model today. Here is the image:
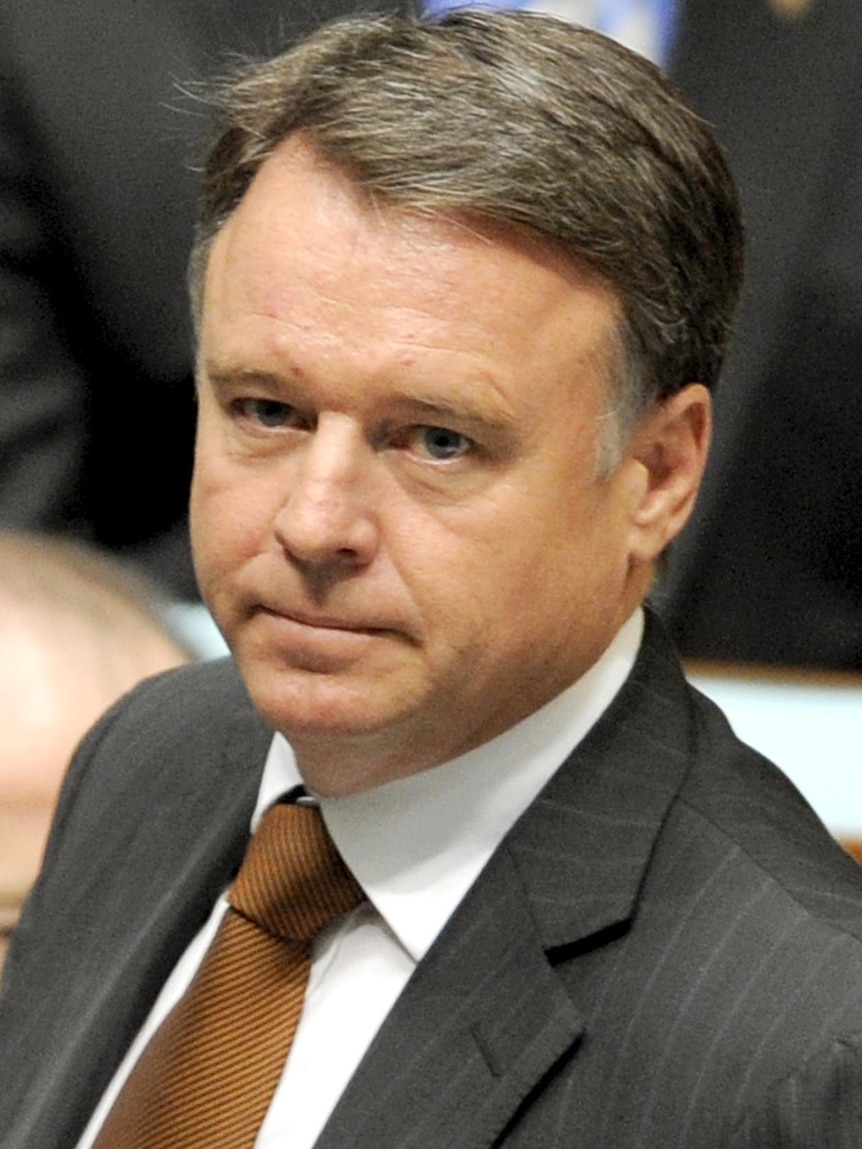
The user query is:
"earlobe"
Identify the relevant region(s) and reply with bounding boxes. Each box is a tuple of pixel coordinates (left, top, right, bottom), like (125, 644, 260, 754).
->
(627, 383, 711, 565)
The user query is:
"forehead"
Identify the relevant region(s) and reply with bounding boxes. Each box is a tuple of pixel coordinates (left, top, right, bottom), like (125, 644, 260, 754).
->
(201, 137, 623, 398)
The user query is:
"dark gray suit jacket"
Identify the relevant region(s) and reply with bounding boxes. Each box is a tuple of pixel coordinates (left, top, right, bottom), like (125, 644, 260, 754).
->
(2, 613, 862, 1146)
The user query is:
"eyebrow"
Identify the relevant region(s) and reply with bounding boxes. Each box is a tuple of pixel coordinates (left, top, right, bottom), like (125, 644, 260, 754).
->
(201, 365, 288, 391)
(201, 362, 518, 436)
(387, 393, 516, 437)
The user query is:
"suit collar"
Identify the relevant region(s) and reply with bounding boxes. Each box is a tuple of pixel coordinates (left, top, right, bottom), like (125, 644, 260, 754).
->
(312, 610, 643, 963)
(507, 608, 694, 950)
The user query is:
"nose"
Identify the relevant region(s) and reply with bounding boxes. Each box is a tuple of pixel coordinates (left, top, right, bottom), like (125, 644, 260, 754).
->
(273, 415, 379, 573)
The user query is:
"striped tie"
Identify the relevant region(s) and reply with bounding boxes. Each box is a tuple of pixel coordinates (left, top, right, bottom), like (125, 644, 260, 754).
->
(94, 801, 364, 1149)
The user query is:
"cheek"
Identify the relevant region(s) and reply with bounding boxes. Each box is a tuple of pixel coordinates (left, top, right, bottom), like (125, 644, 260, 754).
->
(401, 513, 535, 642)
(191, 459, 271, 589)
(486, 492, 610, 617)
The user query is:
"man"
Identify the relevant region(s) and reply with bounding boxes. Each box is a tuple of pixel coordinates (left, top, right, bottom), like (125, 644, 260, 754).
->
(2, 10, 862, 1148)
(0, 533, 190, 974)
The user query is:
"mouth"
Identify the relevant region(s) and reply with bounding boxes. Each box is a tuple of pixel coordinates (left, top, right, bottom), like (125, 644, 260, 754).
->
(247, 605, 411, 670)
(257, 604, 395, 638)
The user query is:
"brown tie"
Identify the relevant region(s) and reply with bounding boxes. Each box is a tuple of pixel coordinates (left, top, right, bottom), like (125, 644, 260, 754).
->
(94, 800, 364, 1149)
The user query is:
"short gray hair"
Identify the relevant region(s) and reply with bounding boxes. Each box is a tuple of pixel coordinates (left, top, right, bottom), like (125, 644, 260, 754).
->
(190, 9, 744, 461)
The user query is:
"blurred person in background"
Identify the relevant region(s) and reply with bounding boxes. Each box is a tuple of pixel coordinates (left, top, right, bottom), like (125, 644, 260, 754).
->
(0, 532, 190, 975)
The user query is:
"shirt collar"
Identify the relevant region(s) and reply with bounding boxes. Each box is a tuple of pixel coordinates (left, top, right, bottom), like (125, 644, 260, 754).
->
(253, 609, 643, 962)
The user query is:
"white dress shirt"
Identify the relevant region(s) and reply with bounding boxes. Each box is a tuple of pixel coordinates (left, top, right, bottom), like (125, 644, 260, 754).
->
(77, 610, 642, 1149)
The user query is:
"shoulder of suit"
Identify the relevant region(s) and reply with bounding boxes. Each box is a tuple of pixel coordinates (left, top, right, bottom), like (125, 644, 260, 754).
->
(134, 655, 251, 706)
(673, 686, 862, 944)
(77, 656, 267, 767)
(117, 655, 257, 728)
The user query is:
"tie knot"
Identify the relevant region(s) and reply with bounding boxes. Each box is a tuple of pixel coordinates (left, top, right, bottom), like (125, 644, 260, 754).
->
(229, 802, 364, 940)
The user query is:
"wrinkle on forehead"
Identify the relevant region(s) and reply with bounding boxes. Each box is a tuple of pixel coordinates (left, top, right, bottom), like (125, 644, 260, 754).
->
(215, 132, 621, 316)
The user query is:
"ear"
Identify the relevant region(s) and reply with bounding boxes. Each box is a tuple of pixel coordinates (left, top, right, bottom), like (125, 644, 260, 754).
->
(624, 383, 711, 566)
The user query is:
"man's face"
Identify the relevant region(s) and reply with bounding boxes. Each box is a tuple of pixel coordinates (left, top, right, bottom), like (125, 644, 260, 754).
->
(192, 138, 660, 795)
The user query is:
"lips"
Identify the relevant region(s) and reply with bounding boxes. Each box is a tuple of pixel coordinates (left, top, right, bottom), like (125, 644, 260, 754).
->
(257, 603, 395, 637)
(272, 610, 375, 633)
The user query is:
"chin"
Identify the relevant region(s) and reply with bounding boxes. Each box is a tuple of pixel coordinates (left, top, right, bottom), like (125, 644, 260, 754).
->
(244, 662, 413, 742)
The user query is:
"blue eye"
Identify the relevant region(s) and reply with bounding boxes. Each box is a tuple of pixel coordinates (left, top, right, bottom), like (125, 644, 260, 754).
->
(236, 398, 297, 428)
(416, 426, 472, 460)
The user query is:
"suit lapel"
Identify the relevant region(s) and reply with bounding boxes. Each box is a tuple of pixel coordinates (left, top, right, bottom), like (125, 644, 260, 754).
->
(316, 614, 696, 1149)
(317, 845, 583, 1149)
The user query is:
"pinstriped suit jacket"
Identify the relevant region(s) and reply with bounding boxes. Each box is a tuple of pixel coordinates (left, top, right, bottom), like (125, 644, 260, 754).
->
(2, 612, 862, 1147)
